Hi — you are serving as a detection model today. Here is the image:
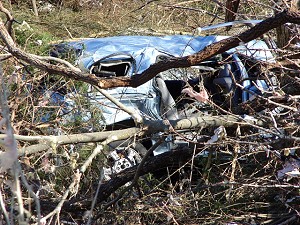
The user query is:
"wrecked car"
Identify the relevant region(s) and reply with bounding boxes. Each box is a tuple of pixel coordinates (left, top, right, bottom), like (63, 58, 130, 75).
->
(48, 25, 278, 178)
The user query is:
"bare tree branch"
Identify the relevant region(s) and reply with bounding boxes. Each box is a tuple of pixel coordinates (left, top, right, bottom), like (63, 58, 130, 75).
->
(13, 115, 266, 156)
(0, 2, 15, 38)
(0, 64, 25, 224)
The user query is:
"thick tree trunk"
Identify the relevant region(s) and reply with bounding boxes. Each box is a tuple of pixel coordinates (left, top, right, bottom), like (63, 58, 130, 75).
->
(276, 25, 292, 48)
(275, 0, 300, 48)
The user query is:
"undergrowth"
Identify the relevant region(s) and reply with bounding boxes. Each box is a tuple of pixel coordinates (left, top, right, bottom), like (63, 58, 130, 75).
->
(0, 1, 299, 224)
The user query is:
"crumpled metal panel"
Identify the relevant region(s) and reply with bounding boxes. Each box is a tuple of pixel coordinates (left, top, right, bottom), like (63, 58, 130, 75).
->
(68, 35, 274, 73)
(56, 35, 274, 125)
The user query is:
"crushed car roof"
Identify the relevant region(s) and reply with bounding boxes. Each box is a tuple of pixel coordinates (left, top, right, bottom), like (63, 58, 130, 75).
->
(58, 35, 275, 74)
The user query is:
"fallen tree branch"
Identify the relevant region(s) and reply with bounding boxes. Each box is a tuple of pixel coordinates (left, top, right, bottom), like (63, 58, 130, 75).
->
(29, 54, 81, 72)
(14, 115, 265, 155)
(15, 113, 300, 156)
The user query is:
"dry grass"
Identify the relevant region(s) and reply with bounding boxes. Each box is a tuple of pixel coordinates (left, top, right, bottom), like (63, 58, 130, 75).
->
(12, 1, 224, 40)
